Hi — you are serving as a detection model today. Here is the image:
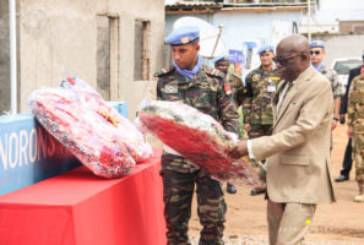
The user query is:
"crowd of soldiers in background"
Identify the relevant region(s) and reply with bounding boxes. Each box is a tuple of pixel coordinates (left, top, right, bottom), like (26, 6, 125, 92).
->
(213, 41, 364, 202)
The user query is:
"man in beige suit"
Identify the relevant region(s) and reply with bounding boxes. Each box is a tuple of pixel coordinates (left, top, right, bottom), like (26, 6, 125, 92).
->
(229, 34, 335, 244)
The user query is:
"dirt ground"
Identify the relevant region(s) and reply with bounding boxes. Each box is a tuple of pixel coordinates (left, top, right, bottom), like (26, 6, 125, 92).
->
(189, 124, 364, 244)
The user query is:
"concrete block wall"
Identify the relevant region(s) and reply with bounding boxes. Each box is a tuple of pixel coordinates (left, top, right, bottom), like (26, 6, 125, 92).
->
(0, 0, 11, 114)
(1, 0, 165, 119)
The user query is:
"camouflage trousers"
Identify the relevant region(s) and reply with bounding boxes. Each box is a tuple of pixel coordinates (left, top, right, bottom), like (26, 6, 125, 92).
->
(238, 106, 248, 139)
(248, 124, 273, 139)
(352, 133, 364, 183)
(161, 168, 226, 245)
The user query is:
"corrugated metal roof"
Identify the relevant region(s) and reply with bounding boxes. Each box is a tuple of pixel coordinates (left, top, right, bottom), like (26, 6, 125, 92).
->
(166, 0, 310, 8)
(165, 0, 309, 14)
(166, 1, 218, 7)
(165, 0, 179, 5)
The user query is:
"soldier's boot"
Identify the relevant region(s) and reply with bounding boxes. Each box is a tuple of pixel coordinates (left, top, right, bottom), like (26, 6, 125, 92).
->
(354, 182, 364, 202)
(226, 183, 237, 194)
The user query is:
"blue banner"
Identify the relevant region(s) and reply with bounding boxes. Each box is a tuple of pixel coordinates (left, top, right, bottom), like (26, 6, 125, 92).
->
(0, 102, 128, 196)
(228, 49, 244, 63)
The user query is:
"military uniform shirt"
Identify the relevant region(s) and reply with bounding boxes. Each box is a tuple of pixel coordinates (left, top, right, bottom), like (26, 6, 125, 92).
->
(156, 64, 239, 172)
(320, 64, 341, 98)
(348, 74, 364, 130)
(241, 66, 280, 125)
(225, 72, 244, 106)
(347, 74, 364, 183)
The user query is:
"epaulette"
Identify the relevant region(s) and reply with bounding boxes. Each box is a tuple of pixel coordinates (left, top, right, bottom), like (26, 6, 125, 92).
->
(154, 66, 175, 77)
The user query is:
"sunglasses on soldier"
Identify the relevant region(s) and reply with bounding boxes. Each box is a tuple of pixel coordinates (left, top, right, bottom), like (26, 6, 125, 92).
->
(310, 50, 321, 55)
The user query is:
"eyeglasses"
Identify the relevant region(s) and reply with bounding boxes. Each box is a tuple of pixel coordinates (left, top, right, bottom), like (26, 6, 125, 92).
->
(310, 50, 321, 55)
(273, 53, 302, 66)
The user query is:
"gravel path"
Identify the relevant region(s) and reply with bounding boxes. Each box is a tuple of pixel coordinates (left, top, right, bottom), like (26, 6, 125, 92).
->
(189, 234, 362, 245)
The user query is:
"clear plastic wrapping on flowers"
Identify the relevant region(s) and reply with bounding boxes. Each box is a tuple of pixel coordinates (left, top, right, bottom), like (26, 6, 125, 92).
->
(28, 77, 152, 179)
(61, 77, 152, 162)
(137, 100, 264, 187)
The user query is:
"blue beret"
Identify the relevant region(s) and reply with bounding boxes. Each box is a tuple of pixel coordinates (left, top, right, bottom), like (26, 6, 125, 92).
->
(165, 25, 200, 46)
(213, 54, 229, 64)
(310, 40, 325, 49)
(258, 45, 274, 55)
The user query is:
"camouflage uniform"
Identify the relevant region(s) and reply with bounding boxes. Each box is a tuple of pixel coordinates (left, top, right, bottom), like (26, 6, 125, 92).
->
(241, 66, 280, 139)
(347, 74, 364, 196)
(156, 64, 239, 245)
(320, 65, 342, 98)
(320, 65, 341, 150)
(225, 72, 247, 139)
(225, 72, 243, 107)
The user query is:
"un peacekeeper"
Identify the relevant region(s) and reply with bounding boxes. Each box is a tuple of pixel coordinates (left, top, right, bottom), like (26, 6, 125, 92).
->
(156, 25, 239, 245)
(241, 45, 280, 196)
(213, 54, 244, 195)
(310, 40, 342, 132)
(213, 56, 248, 140)
(213, 55, 244, 107)
(347, 73, 364, 202)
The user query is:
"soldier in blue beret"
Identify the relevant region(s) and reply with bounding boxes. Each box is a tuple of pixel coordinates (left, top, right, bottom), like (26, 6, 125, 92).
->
(213, 54, 229, 64)
(213, 54, 244, 195)
(165, 25, 200, 46)
(240, 44, 280, 196)
(258, 45, 274, 55)
(156, 25, 239, 244)
(309, 40, 341, 150)
(309, 40, 325, 49)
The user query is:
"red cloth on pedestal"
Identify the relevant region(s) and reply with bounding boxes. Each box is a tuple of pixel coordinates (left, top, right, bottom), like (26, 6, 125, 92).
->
(0, 150, 166, 245)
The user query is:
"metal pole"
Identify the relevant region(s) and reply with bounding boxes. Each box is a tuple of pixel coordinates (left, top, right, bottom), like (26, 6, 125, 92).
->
(211, 24, 223, 58)
(9, 0, 17, 115)
(307, 0, 311, 42)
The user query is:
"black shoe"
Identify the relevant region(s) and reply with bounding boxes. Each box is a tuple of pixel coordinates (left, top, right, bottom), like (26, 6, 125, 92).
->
(335, 175, 349, 182)
(250, 188, 266, 196)
(227, 183, 237, 194)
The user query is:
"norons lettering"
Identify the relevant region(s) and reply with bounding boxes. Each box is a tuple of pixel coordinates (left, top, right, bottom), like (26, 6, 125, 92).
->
(0, 127, 69, 172)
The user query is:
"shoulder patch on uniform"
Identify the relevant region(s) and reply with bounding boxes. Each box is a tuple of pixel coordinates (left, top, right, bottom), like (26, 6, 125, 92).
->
(224, 83, 232, 95)
(270, 76, 281, 82)
(252, 74, 261, 80)
(154, 66, 175, 77)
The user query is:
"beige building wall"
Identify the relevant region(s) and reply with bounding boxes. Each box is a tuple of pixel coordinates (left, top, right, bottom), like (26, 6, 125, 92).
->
(339, 21, 364, 34)
(18, 0, 165, 118)
(0, 0, 11, 114)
